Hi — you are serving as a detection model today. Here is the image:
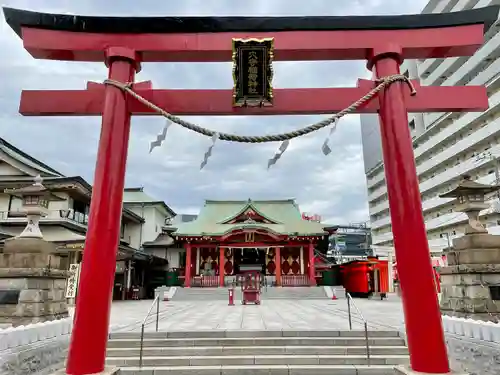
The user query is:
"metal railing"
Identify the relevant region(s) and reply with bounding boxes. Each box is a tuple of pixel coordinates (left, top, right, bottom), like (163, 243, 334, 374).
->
(139, 295, 161, 367)
(346, 292, 370, 364)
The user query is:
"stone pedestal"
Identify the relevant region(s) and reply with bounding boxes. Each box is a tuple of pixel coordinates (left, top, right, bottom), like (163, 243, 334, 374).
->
(440, 233, 500, 321)
(0, 237, 69, 326)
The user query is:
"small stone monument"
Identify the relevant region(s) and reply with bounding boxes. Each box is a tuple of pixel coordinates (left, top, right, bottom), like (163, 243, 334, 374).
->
(439, 175, 500, 321)
(0, 175, 69, 326)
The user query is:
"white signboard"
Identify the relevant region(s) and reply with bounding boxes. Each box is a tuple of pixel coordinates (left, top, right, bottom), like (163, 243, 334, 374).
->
(65, 263, 81, 299)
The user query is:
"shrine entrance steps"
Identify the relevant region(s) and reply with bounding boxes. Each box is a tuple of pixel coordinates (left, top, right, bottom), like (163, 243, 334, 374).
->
(106, 329, 409, 374)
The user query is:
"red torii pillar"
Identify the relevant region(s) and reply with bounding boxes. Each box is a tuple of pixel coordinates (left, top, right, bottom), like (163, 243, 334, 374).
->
(3, 6, 497, 375)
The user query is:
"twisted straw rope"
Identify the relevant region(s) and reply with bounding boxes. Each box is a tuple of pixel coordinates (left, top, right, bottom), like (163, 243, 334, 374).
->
(104, 74, 416, 143)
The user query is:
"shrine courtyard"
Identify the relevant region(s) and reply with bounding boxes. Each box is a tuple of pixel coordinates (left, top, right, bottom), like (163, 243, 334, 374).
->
(81, 296, 496, 374)
(102, 298, 403, 333)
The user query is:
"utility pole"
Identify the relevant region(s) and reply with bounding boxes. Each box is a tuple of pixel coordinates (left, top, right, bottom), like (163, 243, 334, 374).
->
(442, 232, 452, 250)
(476, 151, 500, 198)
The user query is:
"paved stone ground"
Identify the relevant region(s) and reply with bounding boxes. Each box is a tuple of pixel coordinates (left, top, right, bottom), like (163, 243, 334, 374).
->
(106, 296, 500, 374)
(107, 295, 402, 333)
(6, 295, 497, 375)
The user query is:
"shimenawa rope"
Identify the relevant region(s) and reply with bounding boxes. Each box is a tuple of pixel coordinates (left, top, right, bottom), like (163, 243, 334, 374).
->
(103, 74, 416, 144)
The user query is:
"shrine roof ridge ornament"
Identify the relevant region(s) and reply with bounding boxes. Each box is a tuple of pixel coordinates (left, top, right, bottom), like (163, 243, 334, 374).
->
(3, 6, 499, 36)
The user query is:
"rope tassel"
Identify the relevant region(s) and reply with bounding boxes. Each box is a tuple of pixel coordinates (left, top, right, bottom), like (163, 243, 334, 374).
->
(321, 118, 339, 156)
(267, 140, 290, 169)
(200, 132, 219, 170)
(149, 120, 171, 153)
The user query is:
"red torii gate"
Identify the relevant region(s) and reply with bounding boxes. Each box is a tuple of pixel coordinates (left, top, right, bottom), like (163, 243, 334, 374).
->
(3, 6, 498, 375)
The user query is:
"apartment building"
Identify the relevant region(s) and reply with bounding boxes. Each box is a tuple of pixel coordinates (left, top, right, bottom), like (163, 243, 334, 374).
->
(361, 0, 500, 252)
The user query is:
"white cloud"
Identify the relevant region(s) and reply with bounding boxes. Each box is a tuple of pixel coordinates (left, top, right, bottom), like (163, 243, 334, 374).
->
(0, 0, 429, 224)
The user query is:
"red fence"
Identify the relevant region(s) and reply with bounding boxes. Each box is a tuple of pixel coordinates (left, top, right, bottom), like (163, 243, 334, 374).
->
(186, 275, 311, 287)
(281, 275, 310, 286)
(190, 276, 219, 287)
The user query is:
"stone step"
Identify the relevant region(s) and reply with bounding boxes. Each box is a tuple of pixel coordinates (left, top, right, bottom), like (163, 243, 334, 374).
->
(109, 330, 400, 339)
(106, 354, 409, 367)
(119, 364, 398, 375)
(107, 336, 406, 348)
(106, 345, 408, 357)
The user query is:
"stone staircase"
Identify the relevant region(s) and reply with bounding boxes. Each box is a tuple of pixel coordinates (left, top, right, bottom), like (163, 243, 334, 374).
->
(106, 329, 409, 374)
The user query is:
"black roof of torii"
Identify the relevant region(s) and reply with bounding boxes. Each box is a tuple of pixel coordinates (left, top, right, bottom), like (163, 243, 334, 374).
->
(3, 6, 498, 37)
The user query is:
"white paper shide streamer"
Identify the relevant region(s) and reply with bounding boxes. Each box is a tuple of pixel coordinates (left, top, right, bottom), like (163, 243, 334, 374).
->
(267, 140, 290, 169)
(321, 118, 339, 156)
(200, 132, 220, 170)
(149, 120, 172, 153)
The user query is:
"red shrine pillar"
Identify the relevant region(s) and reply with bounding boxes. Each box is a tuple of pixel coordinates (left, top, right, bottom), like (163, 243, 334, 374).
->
(369, 45, 450, 374)
(219, 247, 225, 287)
(185, 243, 192, 288)
(66, 47, 139, 375)
(275, 247, 281, 286)
(308, 242, 316, 286)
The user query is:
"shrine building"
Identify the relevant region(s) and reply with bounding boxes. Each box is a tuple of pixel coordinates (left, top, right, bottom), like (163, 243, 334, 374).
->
(173, 199, 327, 287)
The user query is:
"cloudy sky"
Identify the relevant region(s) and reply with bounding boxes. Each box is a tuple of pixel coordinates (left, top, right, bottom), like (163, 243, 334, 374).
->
(0, 0, 428, 224)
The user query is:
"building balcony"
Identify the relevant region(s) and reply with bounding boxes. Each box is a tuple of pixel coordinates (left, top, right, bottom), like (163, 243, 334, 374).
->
(419, 0, 499, 79)
(367, 170, 386, 190)
(0, 209, 89, 229)
(371, 167, 499, 231)
(371, 232, 393, 246)
(58, 209, 88, 226)
(419, 145, 500, 193)
(414, 88, 500, 161)
(369, 124, 500, 204)
(0, 209, 138, 244)
(422, 0, 500, 86)
(372, 202, 500, 245)
(424, 40, 500, 130)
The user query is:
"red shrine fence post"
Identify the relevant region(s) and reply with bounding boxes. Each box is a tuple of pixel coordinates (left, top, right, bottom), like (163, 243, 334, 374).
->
(308, 242, 316, 285)
(66, 47, 139, 375)
(275, 247, 281, 286)
(219, 247, 225, 287)
(369, 46, 450, 374)
(185, 243, 192, 287)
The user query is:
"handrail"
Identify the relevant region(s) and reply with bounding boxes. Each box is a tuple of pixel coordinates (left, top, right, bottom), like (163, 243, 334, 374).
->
(139, 295, 161, 368)
(346, 292, 370, 365)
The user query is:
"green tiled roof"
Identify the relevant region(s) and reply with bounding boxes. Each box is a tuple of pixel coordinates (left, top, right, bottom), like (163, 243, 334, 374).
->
(174, 199, 326, 236)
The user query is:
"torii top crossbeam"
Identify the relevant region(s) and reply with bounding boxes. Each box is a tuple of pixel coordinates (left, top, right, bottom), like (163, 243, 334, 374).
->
(3, 6, 497, 62)
(3, 6, 496, 116)
(3, 6, 498, 375)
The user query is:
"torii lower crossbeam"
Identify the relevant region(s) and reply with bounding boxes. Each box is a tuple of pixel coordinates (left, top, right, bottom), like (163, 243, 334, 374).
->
(19, 81, 488, 116)
(4, 5, 499, 375)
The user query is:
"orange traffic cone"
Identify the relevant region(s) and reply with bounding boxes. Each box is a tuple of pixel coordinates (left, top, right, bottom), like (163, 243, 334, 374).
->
(331, 288, 338, 300)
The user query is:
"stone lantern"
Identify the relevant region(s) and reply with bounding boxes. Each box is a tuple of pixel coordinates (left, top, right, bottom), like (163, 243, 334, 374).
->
(0, 175, 69, 326)
(4, 175, 54, 239)
(439, 174, 500, 235)
(438, 175, 500, 322)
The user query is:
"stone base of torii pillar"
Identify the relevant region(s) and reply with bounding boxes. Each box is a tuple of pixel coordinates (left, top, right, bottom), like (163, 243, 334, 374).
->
(0, 237, 69, 326)
(52, 367, 119, 375)
(395, 366, 467, 374)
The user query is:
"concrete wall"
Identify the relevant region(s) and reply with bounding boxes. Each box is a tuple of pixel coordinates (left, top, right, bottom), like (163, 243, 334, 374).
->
(126, 205, 161, 243)
(360, 114, 383, 174)
(167, 248, 183, 269)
